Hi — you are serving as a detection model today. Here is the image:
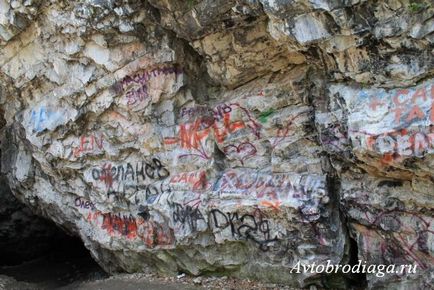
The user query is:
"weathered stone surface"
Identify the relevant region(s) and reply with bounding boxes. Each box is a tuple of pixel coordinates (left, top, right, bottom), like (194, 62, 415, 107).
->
(0, 0, 433, 289)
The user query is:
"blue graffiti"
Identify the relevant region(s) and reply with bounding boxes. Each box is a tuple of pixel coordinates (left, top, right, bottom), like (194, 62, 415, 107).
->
(358, 88, 387, 101)
(29, 106, 65, 132)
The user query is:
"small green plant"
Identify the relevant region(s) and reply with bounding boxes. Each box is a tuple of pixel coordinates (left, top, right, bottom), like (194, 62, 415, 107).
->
(408, 2, 429, 13)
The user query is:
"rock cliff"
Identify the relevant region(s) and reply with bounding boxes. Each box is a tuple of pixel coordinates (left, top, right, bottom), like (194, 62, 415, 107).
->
(0, 0, 433, 288)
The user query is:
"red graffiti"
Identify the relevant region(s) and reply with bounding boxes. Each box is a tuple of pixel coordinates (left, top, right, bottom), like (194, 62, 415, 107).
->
(99, 163, 114, 190)
(169, 170, 209, 191)
(73, 133, 104, 157)
(165, 103, 261, 160)
(87, 210, 175, 248)
(351, 126, 434, 163)
(180, 117, 213, 149)
(368, 81, 434, 125)
(212, 111, 245, 143)
(137, 218, 175, 248)
(259, 200, 282, 211)
(228, 103, 261, 140)
(101, 213, 138, 239)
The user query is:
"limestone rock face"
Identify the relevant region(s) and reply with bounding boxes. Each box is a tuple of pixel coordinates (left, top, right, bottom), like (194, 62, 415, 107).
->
(0, 0, 433, 288)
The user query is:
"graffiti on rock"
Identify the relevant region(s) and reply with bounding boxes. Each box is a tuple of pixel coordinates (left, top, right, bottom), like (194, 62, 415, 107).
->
(90, 158, 170, 204)
(73, 132, 104, 157)
(116, 66, 183, 107)
(362, 209, 434, 270)
(351, 127, 434, 162)
(214, 170, 325, 204)
(164, 103, 261, 160)
(168, 170, 210, 191)
(209, 208, 282, 251)
(86, 210, 175, 248)
(168, 201, 206, 232)
(365, 81, 434, 126)
(223, 141, 257, 165)
(28, 106, 67, 133)
(74, 197, 96, 210)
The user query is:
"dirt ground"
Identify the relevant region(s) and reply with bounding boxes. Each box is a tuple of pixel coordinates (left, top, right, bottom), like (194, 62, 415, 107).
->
(62, 273, 303, 290)
(0, 272, 306, 290)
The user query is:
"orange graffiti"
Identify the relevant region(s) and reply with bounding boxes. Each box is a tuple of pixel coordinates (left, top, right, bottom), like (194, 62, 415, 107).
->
(259, 200, 282, 211)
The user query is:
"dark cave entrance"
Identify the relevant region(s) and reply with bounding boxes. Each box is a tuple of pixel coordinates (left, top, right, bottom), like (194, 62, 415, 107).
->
(0, 234, 108, 288)
(0, 178, 108, 288)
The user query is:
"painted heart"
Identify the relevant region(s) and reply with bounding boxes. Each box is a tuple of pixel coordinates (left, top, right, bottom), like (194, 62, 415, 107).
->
(224, 142, 257, 165)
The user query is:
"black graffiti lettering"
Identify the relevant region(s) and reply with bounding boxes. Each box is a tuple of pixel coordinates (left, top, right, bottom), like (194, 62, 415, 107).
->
(107, 191, 118, 199)
(228, 212, 239, 236)
(111, 166, 119, 181)
(107, 190, 129, 203)
(258, 220, 270, 239)
(125, 163, 135, 181)
(93, 159, 170, 201)
(238, 214, 258, 238)
(133, 184, 163, 205)
(136, 161, 146, 183)
(117, 165, 125, 181)
(145, 162, 155, 179)
(135, 184, 148, 191)
(210, 209, 229, 229)
(170, 202, 204, 232)
(124, 184, 139, 192)
(153, 158, 170, 179)
(172, 203, 183, 223)
(209, 209, 280, 252)
(107, 166, 115, 183)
